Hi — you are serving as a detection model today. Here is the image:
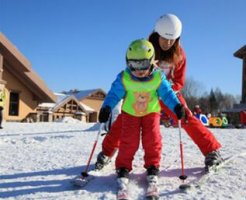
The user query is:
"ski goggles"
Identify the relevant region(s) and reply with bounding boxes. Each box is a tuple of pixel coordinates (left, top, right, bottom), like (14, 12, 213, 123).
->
(127, 59, 151, 71)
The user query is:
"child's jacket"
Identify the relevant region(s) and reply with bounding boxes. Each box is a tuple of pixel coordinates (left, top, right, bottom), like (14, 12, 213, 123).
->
(102, 68, 180, 116)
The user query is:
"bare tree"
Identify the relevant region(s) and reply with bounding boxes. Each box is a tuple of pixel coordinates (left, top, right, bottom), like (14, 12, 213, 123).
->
(181, 77, 205, 99)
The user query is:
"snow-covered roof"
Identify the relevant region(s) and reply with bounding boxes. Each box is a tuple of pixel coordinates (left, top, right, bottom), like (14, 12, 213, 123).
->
(38, 92, 96, 113)
(66, 89, 106, 100)
(54, 92, 70, 103)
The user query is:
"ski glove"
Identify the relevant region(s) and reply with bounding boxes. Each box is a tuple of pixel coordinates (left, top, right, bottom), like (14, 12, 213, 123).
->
(99, 105, 111, 123)
(174, 104, 185, 120)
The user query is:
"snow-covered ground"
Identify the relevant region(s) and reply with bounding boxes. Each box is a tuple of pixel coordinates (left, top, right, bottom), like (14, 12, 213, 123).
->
(0, 120, 245, 200)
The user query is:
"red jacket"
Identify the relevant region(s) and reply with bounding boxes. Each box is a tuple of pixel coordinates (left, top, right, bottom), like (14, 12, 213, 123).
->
(167, 47, 186, 92)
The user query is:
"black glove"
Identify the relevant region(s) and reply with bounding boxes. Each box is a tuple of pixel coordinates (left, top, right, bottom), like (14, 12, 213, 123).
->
(174, 104, 185, 120)
(99, 105, 111, 123)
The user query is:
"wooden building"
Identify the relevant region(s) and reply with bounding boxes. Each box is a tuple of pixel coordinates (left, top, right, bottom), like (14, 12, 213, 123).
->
(0, 32, 56, 122)
(222, 45, 246, 126)
(234, 45, 246, 105)
(37, 92, 97, 122)
(62, 89, 106, 122)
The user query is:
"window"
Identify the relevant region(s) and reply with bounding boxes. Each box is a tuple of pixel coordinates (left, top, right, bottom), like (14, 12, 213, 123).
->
(9, 92, 19, 116)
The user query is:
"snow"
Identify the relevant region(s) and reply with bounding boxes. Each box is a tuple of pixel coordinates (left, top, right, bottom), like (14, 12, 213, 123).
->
(0, 122, 245, 200)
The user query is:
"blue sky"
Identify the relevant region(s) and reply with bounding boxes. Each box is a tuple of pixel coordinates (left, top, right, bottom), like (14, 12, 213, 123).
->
(1, 0, 245, 96)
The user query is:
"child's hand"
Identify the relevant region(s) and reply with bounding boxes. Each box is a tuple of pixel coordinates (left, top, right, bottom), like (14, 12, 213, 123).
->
(99, 106, 111, 123)
(174, 104, 185, 120)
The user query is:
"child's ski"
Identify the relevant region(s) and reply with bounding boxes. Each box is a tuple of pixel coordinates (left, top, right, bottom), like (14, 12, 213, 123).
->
(117, 177, 129, 200)
(145, 184, 159, 199)
(145, 175, 159, 200)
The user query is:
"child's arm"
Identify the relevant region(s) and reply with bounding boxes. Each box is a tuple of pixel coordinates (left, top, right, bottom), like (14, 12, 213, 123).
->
(99, 71, 125, 123)
(157, 71, 181, 112)
(102, 71, 126, 110)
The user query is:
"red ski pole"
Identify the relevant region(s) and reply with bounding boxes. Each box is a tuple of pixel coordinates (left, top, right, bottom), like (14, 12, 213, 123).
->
(178, 120, 187, 182)
(81, 123, 104, 177)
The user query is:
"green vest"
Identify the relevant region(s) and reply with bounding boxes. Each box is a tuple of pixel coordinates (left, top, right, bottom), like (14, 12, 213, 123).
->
(122, 70, 161, 117)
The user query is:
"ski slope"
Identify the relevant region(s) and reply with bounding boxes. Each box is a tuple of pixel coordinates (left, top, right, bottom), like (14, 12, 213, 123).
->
(0, 121, 245, 200)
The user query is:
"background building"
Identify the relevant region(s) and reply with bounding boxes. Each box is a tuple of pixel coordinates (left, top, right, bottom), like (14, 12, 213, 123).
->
(0, 32, 56, 122)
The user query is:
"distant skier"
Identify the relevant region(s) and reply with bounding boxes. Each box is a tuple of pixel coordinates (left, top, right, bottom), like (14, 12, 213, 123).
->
(98, 39, 185, 199)
(95, 14, 223, 173)
(193, 105, 202, 118)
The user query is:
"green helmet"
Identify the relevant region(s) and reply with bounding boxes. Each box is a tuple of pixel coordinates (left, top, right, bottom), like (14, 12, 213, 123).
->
(126, 39, 155, 71)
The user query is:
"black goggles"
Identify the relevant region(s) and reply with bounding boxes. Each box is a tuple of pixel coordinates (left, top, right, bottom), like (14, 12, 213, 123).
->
(127, 59, 151, 71)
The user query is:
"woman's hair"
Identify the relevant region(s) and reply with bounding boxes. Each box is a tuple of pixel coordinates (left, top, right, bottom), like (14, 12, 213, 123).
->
(149, 32, 182, 66)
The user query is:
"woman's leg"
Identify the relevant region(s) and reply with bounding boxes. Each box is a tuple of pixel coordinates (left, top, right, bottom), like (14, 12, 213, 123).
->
(160, 94, 221, 156)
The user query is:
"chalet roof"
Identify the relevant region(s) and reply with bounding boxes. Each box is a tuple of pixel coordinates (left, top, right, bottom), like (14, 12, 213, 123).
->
(54, 92, 69, 103)
(51, 94, 94, 113)
(38, 92, 95, 113)
(65, 88, 106, 100)
(234, 45, 246, 59)
(0, 32, 56, 103)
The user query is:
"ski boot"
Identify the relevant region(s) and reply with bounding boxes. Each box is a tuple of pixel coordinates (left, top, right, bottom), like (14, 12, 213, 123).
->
(95, 151, 111, 170)
(205, 150, 223, 172)
(116, 168, 129, 200)
(146, 166, 159, 200)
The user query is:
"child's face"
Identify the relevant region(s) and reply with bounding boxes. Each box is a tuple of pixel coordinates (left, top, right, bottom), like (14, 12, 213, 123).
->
(131, 69, 150, 78)
(158, 36, 176, 51)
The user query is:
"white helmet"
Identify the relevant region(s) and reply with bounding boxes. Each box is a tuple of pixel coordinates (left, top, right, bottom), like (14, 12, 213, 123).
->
(154, 14, 182, 40)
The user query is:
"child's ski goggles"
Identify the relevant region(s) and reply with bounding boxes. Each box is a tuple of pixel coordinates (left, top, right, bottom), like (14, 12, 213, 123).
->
(127, 59, 151, 71)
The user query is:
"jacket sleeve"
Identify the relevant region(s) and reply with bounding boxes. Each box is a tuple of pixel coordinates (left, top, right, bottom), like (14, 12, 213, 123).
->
(171, 48, 186, 92)
(157, 71, 181, 112)
(102, 71, 126, 110)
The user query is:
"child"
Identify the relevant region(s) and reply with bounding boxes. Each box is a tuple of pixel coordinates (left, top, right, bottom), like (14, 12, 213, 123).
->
(96, 14, 223, 173)
(98, 39, 184, 199)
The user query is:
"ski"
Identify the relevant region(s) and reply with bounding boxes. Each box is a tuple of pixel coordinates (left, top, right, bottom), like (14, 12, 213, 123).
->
(71, 161, 112, 187)
(179, 153, 243, 191)
(71, 173, 94, 188)
(117, 177, 129, 200)
(145, 184, 159, 200)
(145, 175, 159, 200)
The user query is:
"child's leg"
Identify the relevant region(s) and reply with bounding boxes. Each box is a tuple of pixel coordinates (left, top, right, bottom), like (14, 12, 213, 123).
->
(115, 112, 141, 171)
(102, 114, 122, 157)
(141, 113, 162, 169)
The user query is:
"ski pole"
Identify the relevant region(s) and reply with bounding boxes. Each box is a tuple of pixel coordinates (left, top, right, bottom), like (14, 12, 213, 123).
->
(81, 123, 104, 177)
(178, 119, 187, 182)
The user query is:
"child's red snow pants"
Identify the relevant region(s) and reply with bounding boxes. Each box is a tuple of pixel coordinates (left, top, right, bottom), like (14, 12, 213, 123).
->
(115, 112, 162, 171)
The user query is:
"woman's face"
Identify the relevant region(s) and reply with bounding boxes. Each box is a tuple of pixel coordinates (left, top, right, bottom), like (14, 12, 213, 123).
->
(158, 36, 176, 51)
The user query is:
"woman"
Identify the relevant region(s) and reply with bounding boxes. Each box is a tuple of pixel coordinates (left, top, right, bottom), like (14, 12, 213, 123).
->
(95, 14, 223, 172)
